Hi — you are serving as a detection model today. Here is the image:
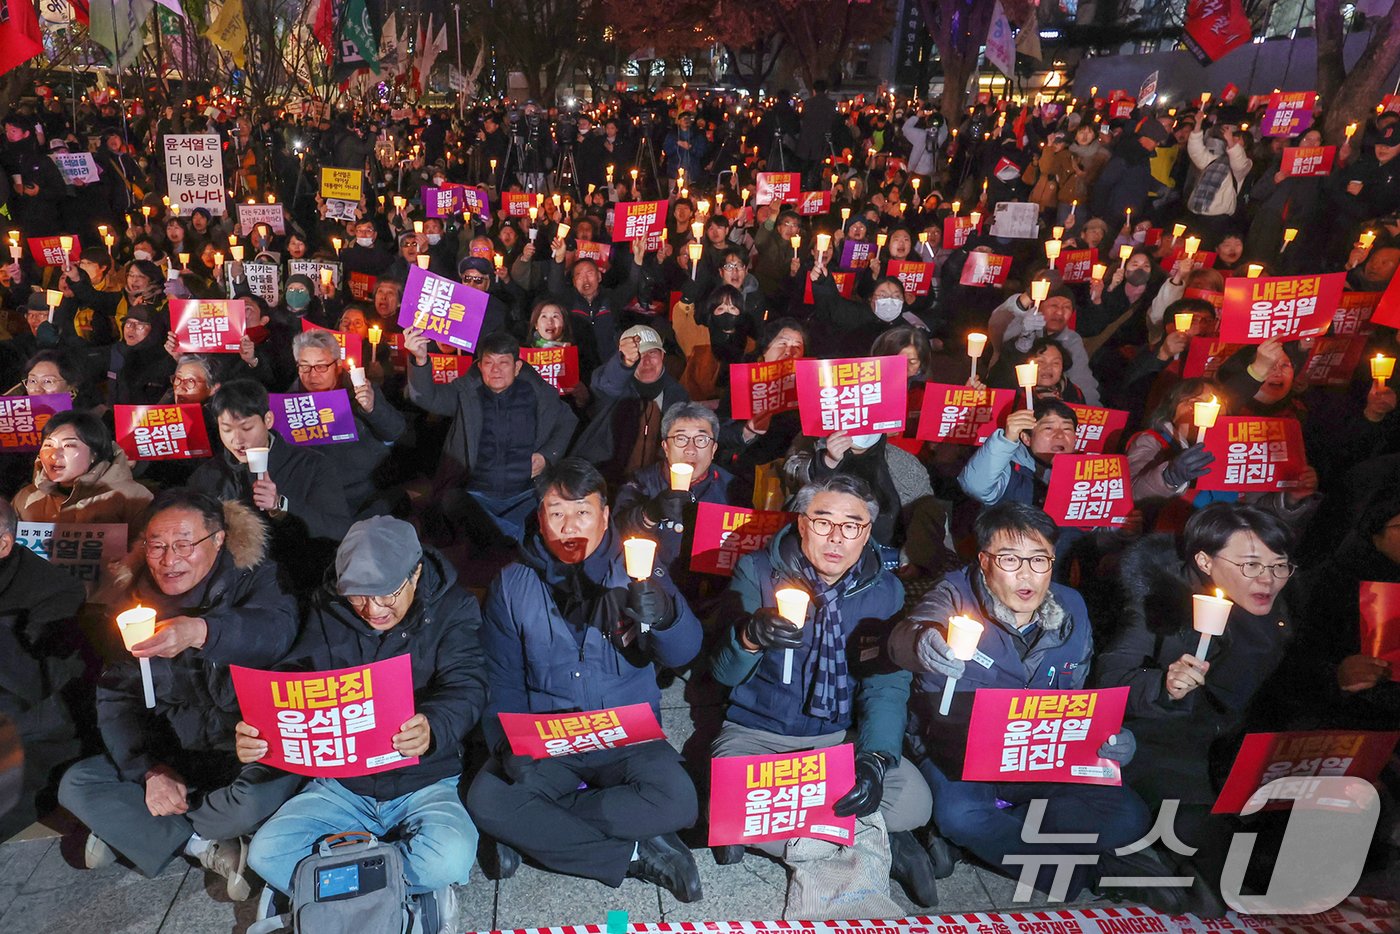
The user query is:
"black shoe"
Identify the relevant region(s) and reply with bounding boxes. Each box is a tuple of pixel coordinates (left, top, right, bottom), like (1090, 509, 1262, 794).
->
(481, 840, 521, 881)
(927, 834, 958, 880)
(1098, 846, 1222, 916)
(889, 830, 939, 907)
(712, 844, 744, 865)
(627, 833, 703, 903)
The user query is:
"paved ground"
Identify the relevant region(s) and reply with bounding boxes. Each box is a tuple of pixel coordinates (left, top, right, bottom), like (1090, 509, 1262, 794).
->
(3, 674, 1393, 933)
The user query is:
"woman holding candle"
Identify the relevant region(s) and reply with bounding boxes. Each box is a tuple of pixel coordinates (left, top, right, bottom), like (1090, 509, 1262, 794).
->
(13, 411, 152, 525)
(1096, 503, 1299, 908)
(1011, 338, 1086, 404)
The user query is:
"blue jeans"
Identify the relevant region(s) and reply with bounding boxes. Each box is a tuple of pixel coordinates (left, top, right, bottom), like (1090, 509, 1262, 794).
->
(249, 776, 477, 896)
(917, 757, 1149, 898)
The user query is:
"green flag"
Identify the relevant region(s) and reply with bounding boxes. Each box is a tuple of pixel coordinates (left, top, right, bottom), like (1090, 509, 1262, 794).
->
(340, 0, 380, 75)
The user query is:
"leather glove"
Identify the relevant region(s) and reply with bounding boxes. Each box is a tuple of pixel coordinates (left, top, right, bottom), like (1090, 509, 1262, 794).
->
(915, 625, 967, 679)
(833, 750, 888, 818)
(643, 489, 692, 526)
(1096, 729, 1137, 766)
(743, 607, 804, 650)
(1162, 443, 1216, 488)
(35, 321, 58, 347)
(625, 578, 677, 632)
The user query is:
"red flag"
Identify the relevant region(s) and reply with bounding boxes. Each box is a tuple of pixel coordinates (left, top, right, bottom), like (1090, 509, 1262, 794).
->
(0, 0, 44, 78)
(1183, 0, 1252, 64)
(68, 0, 90, 24)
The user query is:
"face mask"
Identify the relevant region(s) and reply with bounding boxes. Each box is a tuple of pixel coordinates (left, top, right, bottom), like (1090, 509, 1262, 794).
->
(1131, 230, 1146, 244)
(356, 236, 375, 248)
(286, 290, 311, 310)
(433, 177, 445, 186)
(1125, 268, 1150, 286)
(133, 250, 152, 261)
(426, 233, 442, 245)
(848, 433, 882, 449)
(873, 296, 904, 322)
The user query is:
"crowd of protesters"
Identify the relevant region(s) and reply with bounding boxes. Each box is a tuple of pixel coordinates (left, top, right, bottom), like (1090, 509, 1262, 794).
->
(0, 77, 1396, 929)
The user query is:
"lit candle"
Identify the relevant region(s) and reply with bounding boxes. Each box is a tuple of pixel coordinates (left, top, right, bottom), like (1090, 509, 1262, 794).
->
(1359, 230, 1377, 251)
(1200, 91, 1211, 106)
(1175, 312, 1194, 334)
(1092, 263, 1108, 282)
(490, 158, 498, 175)
(230, 245, 244, 261)
(1193, 395, 1220, 444)
(1016, 361, 1039, 409)
(556, 223, 571, 240)
(1371, 353, 1395, 390)
(213, 250, 224, 269)
(696, 199, 709, 218)
(969, 210, 981, 229)
(332, 236, 343, 253)
(1282, 228, 1298, 247)
(1346, 122, 1358, 141)
(606, 164, 614, 183)
(876, 232, 888, 251)
(98, 224, 108, 239)
(1044, 240, 1062, 262)
(686, 241, 702, 278)
(950, 200, 961, 216)
(1183, 235, 1201, 257)
(104, 234, 115, 249)
(630, 168, 639, 184)
(116, 606, 158, 708)
(1172, 223, 1187, 240)
(775, 587, 811, 684)
(7, 230, 18, 260)
(939, 615, 985, 715)
(413, 220, 424, 234)
(1119, 244, 1133, 263)
(669, 462, 693, 493)
(1245, 263, 1263, 278)
(416, 254, 430, 269)
(815, 233, 831, 255)
(1192, 589, 1233, 661)
(368, 325, 382, 350)
(691, 220, 703, 242)
(1052, 225, 1064, 240)
(348, 358, 367, 386)
(320, 267, 334, 289)
(790, 235, 801, 258)
(967, 331, 987, 381)
(623, 537, 657, 580)
(45, 288, 62, 324)
(1029, 279, 1050, 306)
(840, 207, 851, 224)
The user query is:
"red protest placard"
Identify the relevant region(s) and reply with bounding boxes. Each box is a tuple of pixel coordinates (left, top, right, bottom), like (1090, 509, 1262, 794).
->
(1282, 146, 1336, 177)
(170, 299, 245, 354)
(1334, 291, 1382, 337)
(728, 358, 799, 421)
(796, 191, 831, 216)
(1359, 581, 1400, 677)
(573, 239, 611, 272)
(1182, 337, 1241, 379)
(503, 192, 539, 218)
(231, 655, 419, 778)
(962, 688, 1130, 785)
(113, 404, 213, 460)
(1143, 228, 1163, 247)
(348, 271, 376, 301)
(690, 502, 793, 577)
(1195, 417, 1308, 492)
(1222, 82, 1241, 103)
(1183, 287, 1226, 311)
(612, 200, 668, 243)
(498, 703, 666, 758)
(959, 252, 1012, 287)
(300, 319, 365, 364)
(0, 395, 72, 452)
(914, 383, 1013, 445)
(1043, 454, 1133, 527)
(520, 344, 580, 393)
(1261, 92, 1317, 138)
(887, 260, 934, 296)
(1219, 272, 1345, 343)
(1055, 249, 1095, 283)
(27, 236, 80, 267)
(943, 215, 981, 249)
(708, 744, 856, 847)
(1110, 97, 1136, 120)
(1304, 335, 1368, 388)
(801, 271, 856, 303)
(428, 353, 471, 384)
(1213, 730, 1400, 814)
(795, 356, 907, 436)
(754, 172, 800, 205)
(1064, 405, 1130, 453)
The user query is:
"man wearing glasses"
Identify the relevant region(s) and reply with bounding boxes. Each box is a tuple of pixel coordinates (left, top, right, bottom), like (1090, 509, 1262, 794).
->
(709, 474, 939, 905)
(245, 517, 487, 933)
(888, 502, 1161, 908)
(60, 489, 301, 901)
(614, 401, 740, 604)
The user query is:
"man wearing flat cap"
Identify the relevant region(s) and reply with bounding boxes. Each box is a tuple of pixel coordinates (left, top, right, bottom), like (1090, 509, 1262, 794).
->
(244, 515, 487, 932)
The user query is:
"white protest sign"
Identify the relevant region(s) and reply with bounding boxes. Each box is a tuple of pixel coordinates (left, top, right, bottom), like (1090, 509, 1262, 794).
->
(51, 152, 100, 184)
(989, 201, 1040, 239)
(237, 203, 286, 235)
(164, 134, 227, 216)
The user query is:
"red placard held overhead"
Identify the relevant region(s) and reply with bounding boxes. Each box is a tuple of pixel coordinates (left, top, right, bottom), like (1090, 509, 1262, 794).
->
(1043, 454, 1133, 527)
(170, 299, 247, 354)
(690, 503, 793, 577)
(795, 356, 907, 436)
(611, 200, 668, 243)
(887, 260, 934, 296)
(959, 252, 1012, 287)
(1218, 272, 1345, 343)
(1281, 146, 1336, 177)
(754, 172, 800, 205)
(728, 359, 799, 421)
(1195, 417, 1308, 492)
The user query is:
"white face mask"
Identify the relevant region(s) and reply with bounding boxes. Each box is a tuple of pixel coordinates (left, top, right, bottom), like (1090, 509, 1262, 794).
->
(356, 236, 375, 248)
(873, 296, 904, 322)
(133, 249, 152, 261)
(426, 233, 442, 245)
(848, 432, 882, 449)
(433, 177, 445, 186)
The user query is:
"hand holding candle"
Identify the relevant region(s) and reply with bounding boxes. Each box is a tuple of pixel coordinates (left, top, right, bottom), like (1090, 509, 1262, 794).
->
(1372, 353, 1395, 390)
(1191, 588, 1233, 663)
(939, 615, 985, 715)
(775, 588, 811, 685)
(116, 606, 158, 709)
(623, 538, 657, 581)
(1016, 361, 1039, 409)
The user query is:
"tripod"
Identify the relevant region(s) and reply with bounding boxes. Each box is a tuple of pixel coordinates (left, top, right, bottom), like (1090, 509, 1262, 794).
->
(499, 133, 529, 191)
(634, 132, 662, 199)
(552, 141, 577, 192)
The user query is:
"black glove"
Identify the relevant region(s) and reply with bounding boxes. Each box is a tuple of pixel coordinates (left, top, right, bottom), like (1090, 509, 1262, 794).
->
(643, 489, 692, 526)
(832, 750, 888, 819)
(1162, 442, 1215, 488)
(34, 321, 58, 347)
(625, 578, 677, 632)
(743, 607, 804, 650)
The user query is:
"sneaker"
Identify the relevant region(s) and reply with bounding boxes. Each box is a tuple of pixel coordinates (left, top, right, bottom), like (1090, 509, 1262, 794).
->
(626, 833, 703, 903)
(198, 837, 252, 901)
(889, 830, 939, 907)
(711, 844, 745, 865)
(414, 886, 458, 934)
(83, 834, 116, 870)
(434, 886, 458, 934)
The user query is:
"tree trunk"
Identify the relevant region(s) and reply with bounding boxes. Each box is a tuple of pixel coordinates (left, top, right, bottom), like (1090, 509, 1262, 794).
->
(1319, 0, 1400, 144)
(918, 0, 994, 124)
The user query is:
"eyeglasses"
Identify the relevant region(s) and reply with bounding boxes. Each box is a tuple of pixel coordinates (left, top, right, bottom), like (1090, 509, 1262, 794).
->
(172, 376, 208, 389)
(1213, 556, 1296, 580)
(722, 262, 745, 271)
(23, 376, 65, 391)
(296, 362, 337, 375)
(462, 275, 490, 286)
(802, 514, 871, 541)
(144, 530, 217, 559)
(345, 574, 414, 608)
(665, 433, 713, 449)
(982, 552, 1055, 574)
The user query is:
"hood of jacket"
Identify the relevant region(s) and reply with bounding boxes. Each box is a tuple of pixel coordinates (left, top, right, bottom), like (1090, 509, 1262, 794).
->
(99, 498, 268, 604)
(33, 449, 140, 501)
(1118, 532, 1201, 638)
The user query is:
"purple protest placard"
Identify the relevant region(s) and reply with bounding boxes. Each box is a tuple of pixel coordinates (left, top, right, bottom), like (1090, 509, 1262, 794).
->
(839, 239, 875, 270)
(269, 390, 360, 445)
(397, 265, 488, 353)
(459, 186, 491, 224)
(0, 394, 73, 452)
(421, 186, 464, 218)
